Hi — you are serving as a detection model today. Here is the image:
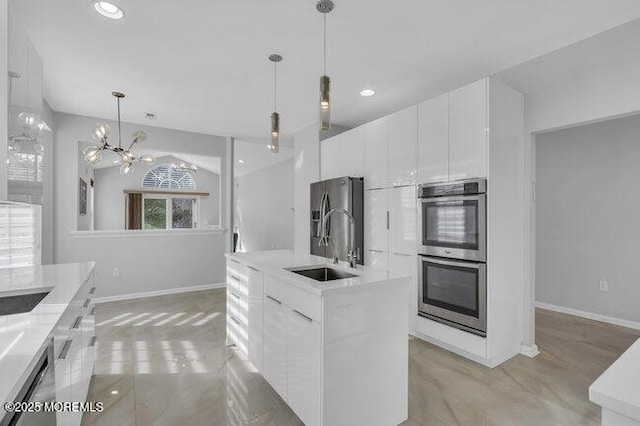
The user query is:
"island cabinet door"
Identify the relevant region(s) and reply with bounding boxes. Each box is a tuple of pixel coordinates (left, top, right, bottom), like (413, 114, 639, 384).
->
(246, 266, 264, 372)
(262, 293, 288, 399)
(286, 308, 321, 426)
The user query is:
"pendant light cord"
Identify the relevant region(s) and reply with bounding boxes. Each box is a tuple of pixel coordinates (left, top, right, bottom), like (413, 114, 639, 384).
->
(117, 97, 122, 149)
(323, 13, 327, 75)
(274, 61, 277, 111)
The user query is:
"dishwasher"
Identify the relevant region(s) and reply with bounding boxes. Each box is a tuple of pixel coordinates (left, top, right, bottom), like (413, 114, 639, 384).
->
(1, 338, 56, 426)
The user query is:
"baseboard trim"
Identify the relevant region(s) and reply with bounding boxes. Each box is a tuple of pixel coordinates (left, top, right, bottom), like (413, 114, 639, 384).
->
(535, 301, 640, 331)
(410, 330, 503, 368)
(520, 344, 540, 358)
(94, 283, 226, 304)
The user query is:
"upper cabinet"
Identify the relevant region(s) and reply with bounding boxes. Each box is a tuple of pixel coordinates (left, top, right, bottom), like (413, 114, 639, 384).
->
(418, 94, 448, 184)
(320, 127, 364, 180)
(341, 127, 365, 178)
(321, 78, 489, 188)
(448, 79, 487, 181)
(320, 133, 342, 180)
(364, 117, 388, 189)
(388, 106, 418, 187)
(417, 79, 488, 184)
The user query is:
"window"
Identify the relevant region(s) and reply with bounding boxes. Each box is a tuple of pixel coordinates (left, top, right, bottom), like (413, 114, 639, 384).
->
(142, 165, 196, 190)
(7, 152, 43, 183)
(143, 196, 197, 230)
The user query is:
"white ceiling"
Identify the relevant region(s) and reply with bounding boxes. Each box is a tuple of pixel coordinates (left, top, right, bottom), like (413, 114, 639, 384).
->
(234, 140, 294, 177)
(12, 0, 640, 139)
(496, 18, 640, 95)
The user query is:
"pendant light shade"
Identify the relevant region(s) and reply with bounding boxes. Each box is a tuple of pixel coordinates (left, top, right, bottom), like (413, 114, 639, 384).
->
(317, 0, 334, 132)
(319, 75, 331, 131)
(268, 54, 283, 154)
(271, 112, 280, 153)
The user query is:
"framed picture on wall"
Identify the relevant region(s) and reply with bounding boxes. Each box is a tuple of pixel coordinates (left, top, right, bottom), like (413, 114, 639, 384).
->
(79, 178, 87, 215)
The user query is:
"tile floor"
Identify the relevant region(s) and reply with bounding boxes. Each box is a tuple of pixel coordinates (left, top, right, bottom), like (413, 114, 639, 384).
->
(82, 289, 640, 425)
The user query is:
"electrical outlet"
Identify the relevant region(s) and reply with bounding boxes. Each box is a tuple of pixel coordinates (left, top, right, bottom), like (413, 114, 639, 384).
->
(599, 280, 609, 292)
(113, 268, 120, 277)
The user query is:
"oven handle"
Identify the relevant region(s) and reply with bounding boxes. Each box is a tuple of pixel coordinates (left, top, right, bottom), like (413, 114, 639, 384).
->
(420, 256, 485, 270)
(418, 194, 484, 203)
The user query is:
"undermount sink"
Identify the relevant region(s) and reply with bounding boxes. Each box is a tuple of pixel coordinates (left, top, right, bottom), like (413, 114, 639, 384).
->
(286, 266, 358, 282)
(0, 289, 51, 316)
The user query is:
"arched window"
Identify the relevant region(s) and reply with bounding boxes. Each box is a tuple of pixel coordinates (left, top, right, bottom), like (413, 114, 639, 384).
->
(142, 164, 196, 190)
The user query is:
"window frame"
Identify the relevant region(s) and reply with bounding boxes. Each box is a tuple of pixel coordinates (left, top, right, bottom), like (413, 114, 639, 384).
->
(141, 164, 197, 191)
(142, 194, 199, 230)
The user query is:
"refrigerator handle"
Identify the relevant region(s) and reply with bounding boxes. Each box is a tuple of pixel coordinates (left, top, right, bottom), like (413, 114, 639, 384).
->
(319, 191, 328, 245)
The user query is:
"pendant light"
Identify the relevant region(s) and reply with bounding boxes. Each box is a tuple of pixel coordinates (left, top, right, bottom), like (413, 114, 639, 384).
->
(269, 54, 283, 153)
(83, 92, 155, 176)
(317, 0, 334, 131)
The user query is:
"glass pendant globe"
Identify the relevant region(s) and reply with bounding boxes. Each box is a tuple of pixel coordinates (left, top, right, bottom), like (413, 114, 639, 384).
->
(132, 130, 147, 144)
(91, 124, 110, 143)
(120, 162, 133, 176)
(83, 146, 102, 164)
(139, 154, 155, 165)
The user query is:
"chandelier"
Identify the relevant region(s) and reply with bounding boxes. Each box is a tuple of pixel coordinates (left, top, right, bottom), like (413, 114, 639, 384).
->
(83, 91, 155, 176)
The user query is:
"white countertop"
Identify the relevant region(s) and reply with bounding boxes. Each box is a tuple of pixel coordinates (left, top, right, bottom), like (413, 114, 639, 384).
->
(0, 262, 95, 405)
(226, 250, 409, 295)
(589, 338, 640, 421)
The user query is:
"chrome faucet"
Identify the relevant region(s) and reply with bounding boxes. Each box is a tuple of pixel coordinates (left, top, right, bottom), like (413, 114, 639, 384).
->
(321, 208, 359, 268)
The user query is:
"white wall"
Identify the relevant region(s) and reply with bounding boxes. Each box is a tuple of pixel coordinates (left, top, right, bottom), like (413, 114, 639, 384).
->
(93, 155, 220, 230)
(0, 0, 8, 200)
(293, 124, 320, 255)
(235, 159, 293, 252)
(536, 114, 640, 324)
(53, 112, 228, 298)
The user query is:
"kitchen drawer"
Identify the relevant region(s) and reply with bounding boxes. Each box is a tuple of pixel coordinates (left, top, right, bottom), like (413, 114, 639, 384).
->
(227, 259, 246, 278)
(227, 272, 245, 294)
(227, 289, 247, 321)
(264, 276, 321, 322)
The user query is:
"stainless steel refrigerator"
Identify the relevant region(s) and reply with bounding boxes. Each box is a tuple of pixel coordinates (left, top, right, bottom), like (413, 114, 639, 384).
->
(310, 176, 364, 265)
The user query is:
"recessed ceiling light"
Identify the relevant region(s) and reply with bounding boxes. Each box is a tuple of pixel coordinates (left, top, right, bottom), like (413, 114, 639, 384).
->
(94, 1, 125, 20)
(360, 88, 376, 97)
(238, 159, 244, 164)
(111, 390, 119, 395)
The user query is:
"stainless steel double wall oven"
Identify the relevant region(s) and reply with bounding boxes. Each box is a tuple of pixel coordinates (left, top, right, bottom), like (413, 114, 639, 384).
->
(417, 179, 487, 336)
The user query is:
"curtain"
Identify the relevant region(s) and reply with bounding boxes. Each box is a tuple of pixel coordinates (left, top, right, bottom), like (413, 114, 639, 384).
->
(126, 193, 143, 230)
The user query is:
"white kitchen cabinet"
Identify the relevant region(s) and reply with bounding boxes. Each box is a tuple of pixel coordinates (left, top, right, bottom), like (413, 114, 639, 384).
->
(226, 260, 248, 352)
(228, 253, 409, 426)
(389, 186, 416, 256)
(390, 253, 417, 332)
(286, 308, 322, 426)
(50, 271, 95, 426)
(262, 293, 288, 398)
(340, 127, 365, 177)
(320, 133, 342, 180)
(246, 266, 264, 372)
(418, 94, 448, 184)
(364, 189, 389, 253)
(364, 117, 388, 189)
(388, 106, 418, 186)
(448, 78, 487, 180)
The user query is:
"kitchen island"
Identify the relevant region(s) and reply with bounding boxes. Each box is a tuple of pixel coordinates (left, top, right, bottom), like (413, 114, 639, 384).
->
(590, 338, 640, 426)
(0, 262, 96, 426)
(225, 250, 410, 426)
